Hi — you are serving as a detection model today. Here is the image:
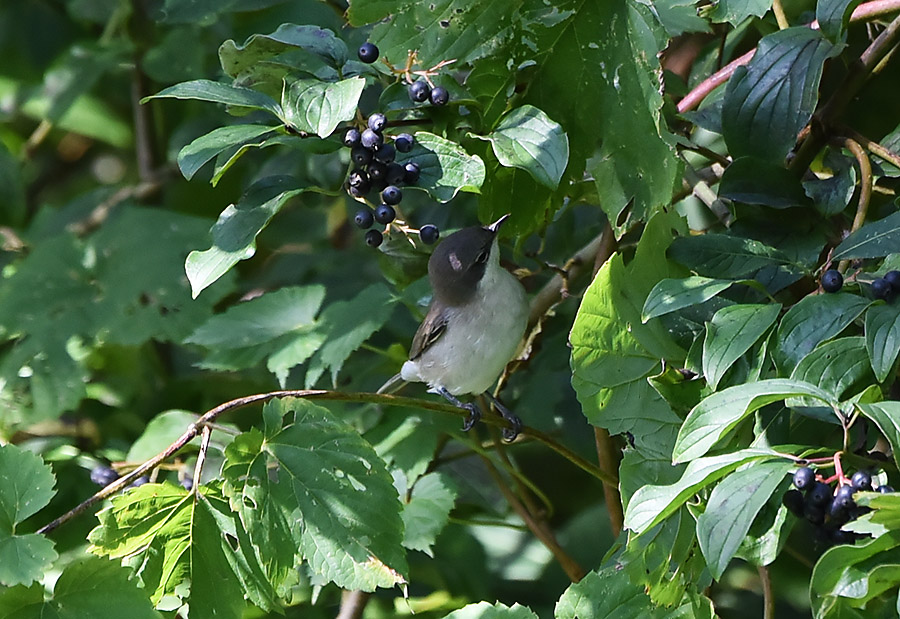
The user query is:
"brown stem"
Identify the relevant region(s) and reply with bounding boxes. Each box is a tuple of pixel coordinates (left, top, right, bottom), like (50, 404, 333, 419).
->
(594, 428, 623, 537)
(836, 137, 874, 272)
(758, 565, 775, 619)
(336, 590, 371, 619)
(838, 126, 900, 170)
(38, 389, 615, 535)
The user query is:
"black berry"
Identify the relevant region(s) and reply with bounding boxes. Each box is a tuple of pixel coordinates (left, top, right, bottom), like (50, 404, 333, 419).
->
(403, 162, 420, 184)
(872, 278, 893, 301)
(409, 80, 430, 103)
(374, 142, 396, 164)
(382, 185, 402, 205)
(878, 485, 895, 493)
(385, 163, 406, 185)
(90, 465, 119, 487)
(181, 477, 193, 491)
(782, 489, 804, 517)
(834, 484, 855, 509)
(804, 502, 825, 524)
(365, 229, 383, 247)
(348, 182, 370, 198)
(354, 208, 375, 229)
(851, 470, 872, 491)
(343, 128, 361, 148)
(130, 475, 150, 488)
(368, 113, 387, 133)
(430, 86, 449, 106)
(347, 168, 369, 188)
(361, 128, 383, 150)
(793, 466, 815, 490)
(808, 481, 832, 507)
(821, 269, 843, 293)
(420, 224, 439, 245)
(367, 161, 387, 182)
(358, 42, 379, 64)
(885, 271, 900, 291)
(351, 146, 373, 166)
(394, 133, 414, 153)
(831, 529, 853, 545)
(374, 204, 396, 225)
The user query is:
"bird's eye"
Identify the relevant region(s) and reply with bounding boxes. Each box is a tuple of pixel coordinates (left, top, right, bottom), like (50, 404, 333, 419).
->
(475, 250, 489, 264)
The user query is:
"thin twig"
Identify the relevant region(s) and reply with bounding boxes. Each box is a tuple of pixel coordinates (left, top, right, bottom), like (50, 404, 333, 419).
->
(191, 425, 212, 493)
(772, 0, 790, 29)
(758, 565, 775, 619)
(838, 125, 900, 170)
(836, 137, 873, 272)
(336, 590, 371, 619)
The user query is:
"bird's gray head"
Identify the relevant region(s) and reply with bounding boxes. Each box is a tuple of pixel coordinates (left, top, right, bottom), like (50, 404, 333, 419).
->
(427, 215, 509, 306)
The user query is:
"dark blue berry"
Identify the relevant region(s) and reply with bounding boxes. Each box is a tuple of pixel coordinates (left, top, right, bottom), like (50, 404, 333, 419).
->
(821, 269, 843, 293)
(872, 278, 893, 301)
(361, 128, 383, 150)
(367, 113, 387, 133)
(90, 465, 119, 487)
(828, 499, 850, 523)
(343, 128, 360, 148)
(351, 146, 373, 166)
(365, 229, 383, 247)
(394, 133, 414, 153)
(885, 271, 900, 291)
(430, 86, 449, 106)
(385, 163, 406, 185)
(420, 224, 439, 245)
(409, 80, 430, 103)
(804, 502, 825, 524)
(354, 208, 375, 229)
(808, 481, 832, 507)
(181, 477, 193, 491)
(834, 484, 855, 509)
(374, 142, 396, 164)
(348, 168, 369, 188)
(793, 466, 815, 490)
(403, 161, 420, 184)
(877, 485, 895, 493)
(130, 475, 149, 488)
(382, 185, 402, 205)
(782, 489, 804, 517)
(348, 182, 370, 198)
(851, 470, 872, 491)
(358, 42, 379, 64)
(367, 161, 387, 182)
(374, 204, 395, 225)
(831, 529, 853, 545)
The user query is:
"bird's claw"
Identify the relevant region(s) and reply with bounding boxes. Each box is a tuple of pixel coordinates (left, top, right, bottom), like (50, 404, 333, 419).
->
(461, 403, 481, 432)
(501, 414, 522, 442)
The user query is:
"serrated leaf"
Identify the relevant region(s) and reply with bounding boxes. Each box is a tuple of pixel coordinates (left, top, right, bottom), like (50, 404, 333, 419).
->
(707, 0, 771, 25)
(865, 304, 900, 382)
(817, 0, 864, 42)
(144, 79, 282, 117)
(442, 601, 538, 619)
(833, 211, 900, 260)
(0, 557, 162, 619)
(703, 303, 781, 390)
(673, 379, 833, 463)
(697, 460, 793, 579)
(624, 449, 782, 535)
(641, 276, 734, 322)
(772, 293, 870, 372)
(185, 176, 306, 298)
(858, 403, 900, 471)
(668, 234, 798, 279)
(0, 444, 58, 587)
(396, 132, 486, 203)
(219, 24, 348, 78)
(788, 337, 873, 407)
(722, 27, 837, 161)
(402, 472, 457, 556)
(473, 105, 568, 189)
(177, 124, 277, 180)
(222, 398, 407, 591)
(281, 76, 365, 138)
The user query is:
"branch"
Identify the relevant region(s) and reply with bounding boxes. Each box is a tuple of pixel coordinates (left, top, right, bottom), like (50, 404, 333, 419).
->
(758, 565, 775, 619)
(38, 389, 615, 535)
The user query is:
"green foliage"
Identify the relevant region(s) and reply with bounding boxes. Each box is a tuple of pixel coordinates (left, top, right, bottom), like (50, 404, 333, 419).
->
(3, 0, 900, 617)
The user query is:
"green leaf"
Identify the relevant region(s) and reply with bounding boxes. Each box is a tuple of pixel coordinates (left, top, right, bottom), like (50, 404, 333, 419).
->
(441, 601, 538, 619)
(177, 124, 277, 181)
(222, 398, 408, 591)
(651, 0, 712, 36)
(858, 403, 900, 471)
(719, 157, 808, 208)
(401, 472, 457, 556)
(674, 379, 833, 463)
(641, 276, 734, 322)
(0, 557, 162, 619)
(89, 482, 280, 615)
(127, 410, 201, 462)
(185, 176, 307, 298)
(396, 132, 486, 203)
(624, 448, 782, 535)
(707, 0, 771, 25)
(833, 211, 900, 260)
(669, 234, 798, 279)
(817, 0, 864, 42)
(811, 531, 900, 616)
(144, 79, 282, 117)
(772, 293, 870, 372)
(697, 460, 793, 579)
(305, 284, 396, 388)
(219, 24, 348, 78)
(0, 444, 58, 587)
(722, 27, 837, 161)
(803, 148, 857, 216)
(281, 76, 365, 138)
(473, 105, 568, 189)
(865, 304, 900, 382)
(788, 337, 873, 406)
(703, 303, 781, 390)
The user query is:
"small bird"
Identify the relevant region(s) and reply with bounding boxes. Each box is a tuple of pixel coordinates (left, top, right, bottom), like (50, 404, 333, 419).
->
(383, 214, 529, 440)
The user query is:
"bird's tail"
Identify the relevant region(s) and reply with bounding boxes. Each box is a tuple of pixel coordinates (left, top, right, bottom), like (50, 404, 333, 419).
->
(377, 373, 407, 394)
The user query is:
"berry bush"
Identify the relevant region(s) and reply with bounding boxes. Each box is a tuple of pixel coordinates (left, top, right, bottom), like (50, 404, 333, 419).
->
(2, 2, 900, 619)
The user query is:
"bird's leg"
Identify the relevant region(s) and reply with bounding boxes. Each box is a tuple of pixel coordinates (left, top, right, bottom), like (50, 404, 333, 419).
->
(483, 392, 522, 442)
(436, 387, 481, 431)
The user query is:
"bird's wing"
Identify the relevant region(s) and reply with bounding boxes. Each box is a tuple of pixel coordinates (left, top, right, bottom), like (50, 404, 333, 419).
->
(408, 304, 449, 360)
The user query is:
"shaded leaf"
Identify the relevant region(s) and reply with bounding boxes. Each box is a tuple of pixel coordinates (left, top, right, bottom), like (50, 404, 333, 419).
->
(865, 304, 900, 382)
(703, 303, 781, 390)
(708, 0, 772, 25)
(817, 0, 864, 42)
(402, 472, 457, 556)
(219, 23, 348, 78)
(177, 124, 278, 181)
(144, 79, 282, 117)
(788, 337, 873, 406)
(396, 132, 486, 203)
(803, 148, 857, 215)
(858, 403, 900, 471)
(669, 234, 798, 279)
(833, 211, 900, 260)
(719, 157, 808, 207)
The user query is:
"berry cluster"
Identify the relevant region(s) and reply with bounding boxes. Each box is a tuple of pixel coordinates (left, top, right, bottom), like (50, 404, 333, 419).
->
(782, 465, 891, 546)
(343, 42, 447, 248)
(821, 268, 900, 301)
(90, 464, 149, 489)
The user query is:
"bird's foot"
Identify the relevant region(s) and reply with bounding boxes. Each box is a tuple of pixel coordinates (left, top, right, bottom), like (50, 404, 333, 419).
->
(461, 403, 482, 432)
(484, 392, 522, 442)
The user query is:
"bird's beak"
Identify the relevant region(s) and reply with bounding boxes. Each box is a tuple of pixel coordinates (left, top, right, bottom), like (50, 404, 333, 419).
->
(486, 213, 511, 233)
